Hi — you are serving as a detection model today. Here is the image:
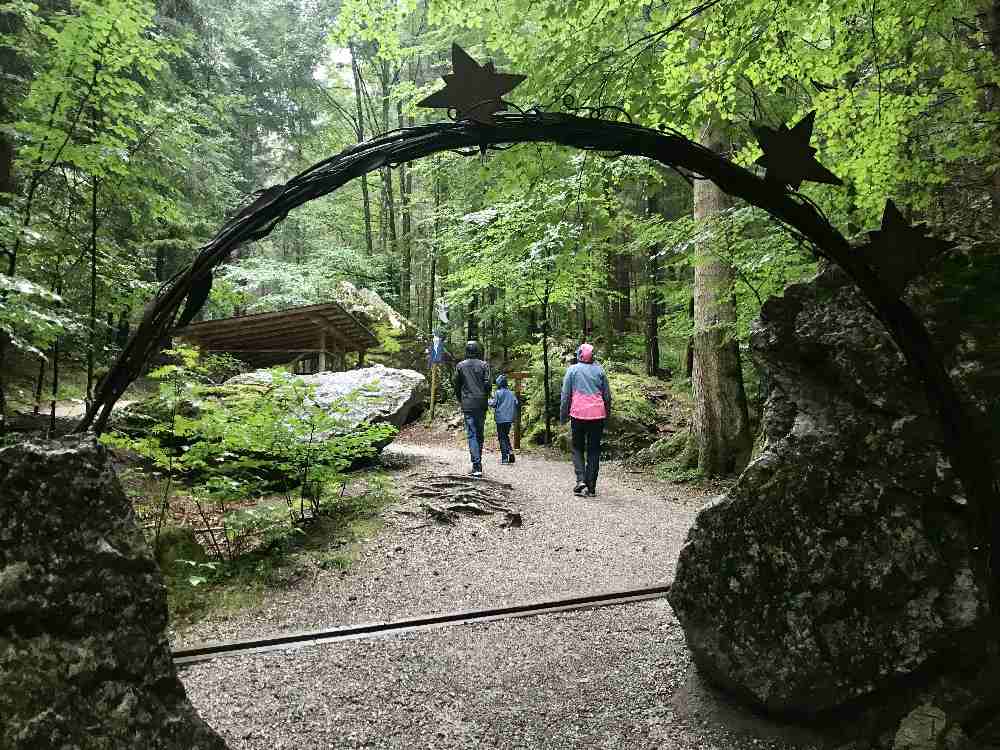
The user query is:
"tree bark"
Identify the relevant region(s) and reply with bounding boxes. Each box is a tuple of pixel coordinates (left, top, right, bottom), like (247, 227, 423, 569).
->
(541, 290, 553, 445)
(467, 293, 479, 341)
(684, 296, 694, 378)
(0, 7, 21, 431)
(33, 356, 46, 415)
(397, 100, 412, 316)
(86, 172, 99, 407)
(645, 193, 663, 377)
(691, 125, 751, 475)
(981, 0, 1000, 222)
(427, 174, 440, 335)
(349, 42, 374, 255)
(377, 60, 400, 297)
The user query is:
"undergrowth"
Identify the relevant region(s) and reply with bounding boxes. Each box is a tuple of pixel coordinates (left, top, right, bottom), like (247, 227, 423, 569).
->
(140, 473, 398, 629)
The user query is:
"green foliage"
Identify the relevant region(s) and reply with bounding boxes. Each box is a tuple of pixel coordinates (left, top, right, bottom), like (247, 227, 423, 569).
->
(0, 273, 74, 356)
(158, 473, 397, 628)
(102, 346, 396, 561)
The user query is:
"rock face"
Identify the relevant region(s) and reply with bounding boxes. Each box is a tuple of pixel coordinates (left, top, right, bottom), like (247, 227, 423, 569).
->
(335, 280, 409, 334)
(668, 258, 1000, 719)
(0, 437, 228, 750)
(227, 364, 426, 434)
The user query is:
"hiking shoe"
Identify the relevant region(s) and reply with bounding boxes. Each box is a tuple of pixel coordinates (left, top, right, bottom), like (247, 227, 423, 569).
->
(472, 468, 483, 478)
(509, 454, 515, 464)
(587, 487, 597, 497)
(580, 487, 592, 497)
(573, 483, 586, 496)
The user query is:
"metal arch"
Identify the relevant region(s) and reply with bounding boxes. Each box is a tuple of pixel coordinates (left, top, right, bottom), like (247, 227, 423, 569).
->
(75, 113, 997, 600)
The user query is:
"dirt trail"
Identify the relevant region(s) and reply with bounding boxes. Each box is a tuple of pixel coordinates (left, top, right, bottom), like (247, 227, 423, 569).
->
(178, 435, 831, 750)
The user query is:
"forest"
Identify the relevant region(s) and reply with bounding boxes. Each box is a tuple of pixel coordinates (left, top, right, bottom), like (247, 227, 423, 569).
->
(4, 0, 996, 474)
(3, 0, 1000, 748)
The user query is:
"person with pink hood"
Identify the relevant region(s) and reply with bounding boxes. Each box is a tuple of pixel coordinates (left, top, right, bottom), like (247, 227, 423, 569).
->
(559, 342, 612, 496)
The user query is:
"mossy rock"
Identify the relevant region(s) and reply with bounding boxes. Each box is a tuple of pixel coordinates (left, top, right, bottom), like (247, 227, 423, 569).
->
(517, 369, 685, 456)
(154, 526, 207, 572)
(632, 430, 689, 466)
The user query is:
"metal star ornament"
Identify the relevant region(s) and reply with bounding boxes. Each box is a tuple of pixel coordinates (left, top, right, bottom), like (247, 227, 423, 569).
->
(861, 200, 953, 293)
(417, 43, 526, 125)
(751, 111, 843, 190)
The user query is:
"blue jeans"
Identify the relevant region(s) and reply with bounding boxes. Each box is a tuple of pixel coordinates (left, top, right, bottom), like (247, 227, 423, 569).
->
(496, 422, 513, 460)
(463, 410, 486, 470)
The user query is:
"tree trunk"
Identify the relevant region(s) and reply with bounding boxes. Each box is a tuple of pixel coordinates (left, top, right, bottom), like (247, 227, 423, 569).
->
(377, 60, 400, 295)
(49, 337, 59, 435)
(86, 173, 99, 407)
(690, 125, 751, 476)
(684, 295, 695, 377)
(397, 100, 412, 316)
(976, 0, 1000, 222)
(467, 294, 479, 341)
(541, 290, 553, 445)
(349, 42, 375, 255)
(610, 251, 630, 334)
(427, 175, 440, 334)
(0, 10, 18, 430)
(645, 193, 663, 377)
(33, 356, 46, 415)
(427, 253, 436, 333)
(0, 135, 12, 204)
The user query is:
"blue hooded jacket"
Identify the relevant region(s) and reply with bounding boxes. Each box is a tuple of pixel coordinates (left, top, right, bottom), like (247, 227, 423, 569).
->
(489, 374, 519, 424)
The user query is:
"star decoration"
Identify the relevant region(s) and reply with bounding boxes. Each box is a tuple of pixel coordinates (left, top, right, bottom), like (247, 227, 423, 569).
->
(417, 43, 527, 125)
(750, 111, 843, 190)
(860, 200, 953, 293)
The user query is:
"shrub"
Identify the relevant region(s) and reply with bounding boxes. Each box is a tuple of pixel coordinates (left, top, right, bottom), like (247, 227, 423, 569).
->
(102, 347, 396, 561)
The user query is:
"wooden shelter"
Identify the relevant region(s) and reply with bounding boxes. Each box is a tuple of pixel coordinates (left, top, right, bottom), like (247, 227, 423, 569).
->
(174, 302, 379, 372)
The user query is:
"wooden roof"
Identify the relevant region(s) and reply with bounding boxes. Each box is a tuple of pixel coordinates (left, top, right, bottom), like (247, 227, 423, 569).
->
(174, 302, 379, 364)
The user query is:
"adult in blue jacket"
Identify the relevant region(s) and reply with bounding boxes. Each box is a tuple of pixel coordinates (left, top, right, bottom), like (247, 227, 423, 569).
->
(559, 343, 611, 496)
(489, 374, 519, 465)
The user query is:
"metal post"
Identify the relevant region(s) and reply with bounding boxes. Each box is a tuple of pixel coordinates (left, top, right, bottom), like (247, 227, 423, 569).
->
(429, 363, 438, 422)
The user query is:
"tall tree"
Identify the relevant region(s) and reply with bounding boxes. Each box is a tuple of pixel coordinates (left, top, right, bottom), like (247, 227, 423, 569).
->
(690, 124, 751, 475)
(349, 41, 375, 255)
(644, 191, 663, 377)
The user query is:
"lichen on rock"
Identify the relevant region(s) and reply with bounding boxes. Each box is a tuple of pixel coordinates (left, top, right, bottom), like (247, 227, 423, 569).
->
(668, 256, 1000, 723)
(0, 437, 228, 750)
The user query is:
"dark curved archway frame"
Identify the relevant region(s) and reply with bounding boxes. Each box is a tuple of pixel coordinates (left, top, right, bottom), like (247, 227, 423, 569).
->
(77, 112, 998, 604)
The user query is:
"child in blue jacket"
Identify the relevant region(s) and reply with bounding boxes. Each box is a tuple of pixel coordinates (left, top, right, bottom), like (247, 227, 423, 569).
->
(489, 374, 519, 464)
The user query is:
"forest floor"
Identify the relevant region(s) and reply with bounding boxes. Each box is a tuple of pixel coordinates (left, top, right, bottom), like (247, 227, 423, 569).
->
(177, 426, 833, 750)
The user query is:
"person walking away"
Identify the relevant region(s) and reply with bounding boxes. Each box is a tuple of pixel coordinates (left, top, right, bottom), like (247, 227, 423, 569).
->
(489, 374, 519, 464)
(453, 340, 491, 477)
(559, 343, 611, 496)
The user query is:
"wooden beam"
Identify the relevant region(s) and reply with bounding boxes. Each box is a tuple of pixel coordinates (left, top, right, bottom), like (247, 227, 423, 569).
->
(182, 329, 356, 352)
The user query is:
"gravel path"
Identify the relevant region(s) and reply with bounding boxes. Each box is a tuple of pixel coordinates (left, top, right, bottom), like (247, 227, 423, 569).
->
(178, 435, 831, 749)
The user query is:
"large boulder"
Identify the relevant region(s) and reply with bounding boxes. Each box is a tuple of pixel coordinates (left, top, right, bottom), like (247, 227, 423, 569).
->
(226, 363, 426, 430)
(334, 281, 428, 371)
(334, 280, 410, 334)
(668, 256, 1000, 723)
(0, 437, 228, 749)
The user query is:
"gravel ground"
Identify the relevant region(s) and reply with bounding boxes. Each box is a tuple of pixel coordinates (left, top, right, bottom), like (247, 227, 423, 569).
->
(178, 433, 833, 749)
(172, 436, 706, 649)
